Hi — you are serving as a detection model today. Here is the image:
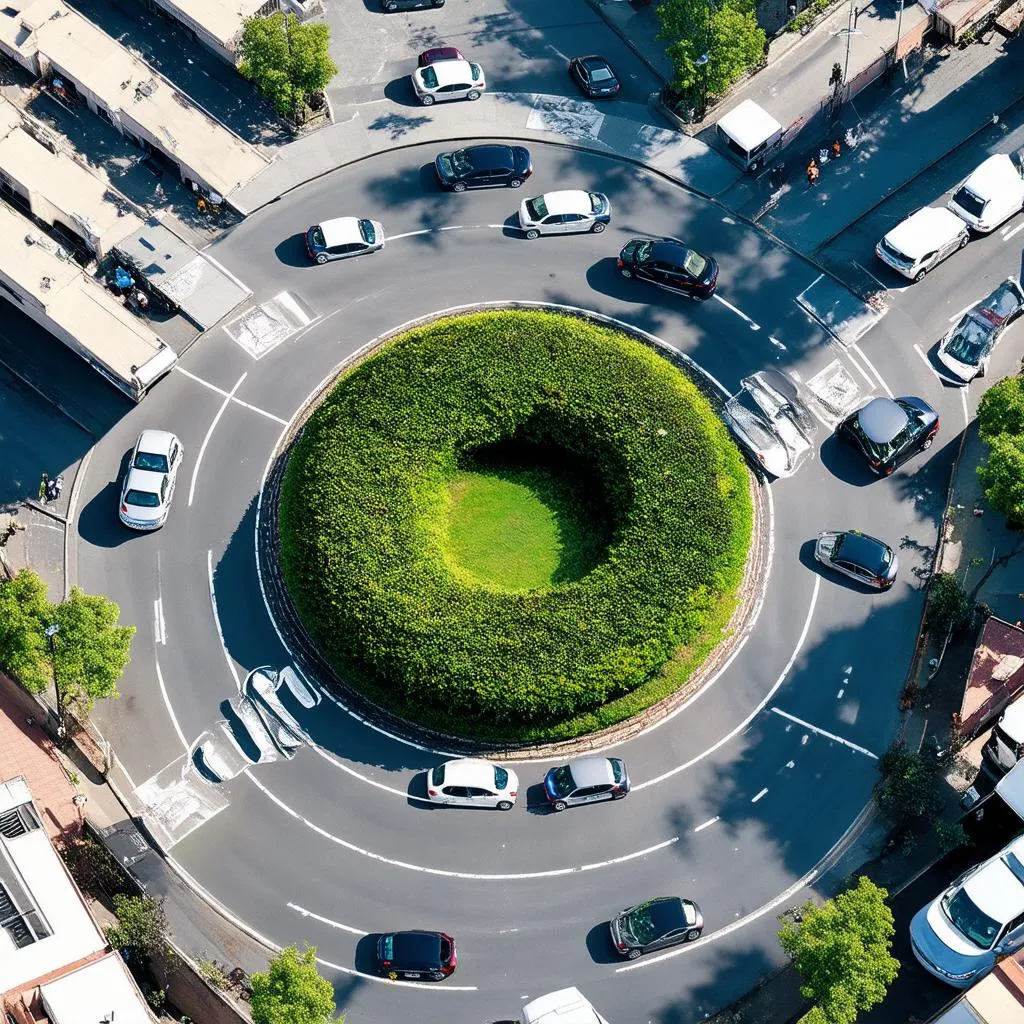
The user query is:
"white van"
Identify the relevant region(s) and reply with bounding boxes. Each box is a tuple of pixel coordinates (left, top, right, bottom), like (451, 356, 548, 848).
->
(984, 693, 1024, 775)
(716, 99, 785, 172)
(875, 207, 969, 282)
(521, 988, 611, 1024)
(948, 154, 1024, 233)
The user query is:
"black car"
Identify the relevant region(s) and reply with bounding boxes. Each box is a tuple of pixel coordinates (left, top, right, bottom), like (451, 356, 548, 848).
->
(382, 0, 442, 10)
(435, 144, 532, 192)
(837, 396, 939, 476)
(610, 896, 704, 959)
(377, 930, 456, 981)
(618, 238, 718, 299)
(569, 55, 620, 98)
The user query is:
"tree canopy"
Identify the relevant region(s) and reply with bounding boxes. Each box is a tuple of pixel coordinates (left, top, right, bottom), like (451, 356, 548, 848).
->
(779, 876, 899, 1024)
(977, 376, 1024, 523)
(238, 13, 337, 120)
(657, 0, 765, 100)
(251, 946, 339, 1024)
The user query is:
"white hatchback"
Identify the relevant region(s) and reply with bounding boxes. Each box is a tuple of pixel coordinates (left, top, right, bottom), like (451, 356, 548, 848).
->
(119, 429, 183, 530)
(948, 154, 1024, 234)
(518, 190, 611, 239)
(411, 59, 486, 105)
(427, 758, 519, 810)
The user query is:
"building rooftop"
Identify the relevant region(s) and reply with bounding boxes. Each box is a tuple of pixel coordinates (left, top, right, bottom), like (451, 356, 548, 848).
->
(0, 202, 170, 385)
(157, 0, 269, 51)
(0, 0, 268, 197)
(960, 617, 1024, 737)
(0, 777, 105, 995)
(40, 951, 152, 1024)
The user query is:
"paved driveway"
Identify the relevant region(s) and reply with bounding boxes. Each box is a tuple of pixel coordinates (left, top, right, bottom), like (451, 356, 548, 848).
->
(325, 0, 661, 108)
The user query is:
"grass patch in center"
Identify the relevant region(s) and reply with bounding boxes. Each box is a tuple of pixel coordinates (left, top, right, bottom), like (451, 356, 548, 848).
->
(445, 446, 610, 591)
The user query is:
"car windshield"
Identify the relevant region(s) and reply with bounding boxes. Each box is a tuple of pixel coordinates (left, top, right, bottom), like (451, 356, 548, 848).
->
(125, 489, 160, 508)
(683, 249, 708, 277)
(942, 888, 1002, 949)
(439, 937, 452, 961)
(589, 192, 605, 213)
(952, 186, 986, 218)
(493, 765, 509, 788)
(945, 316, 991, 366)
(633, 240, 654, 261)
(549, 765, 575, 797)
(359, 219, 376, 244)
(433, 763, 445, 785)
(309, 226, 325, 247)
(379, 935, 393, 959)
(134, 451, 169, 473)
(469, 63, 482, 80)
(610, 759, 624, 783)
(451, 150, 474, 175)
(525, 196, 548, 220)
(590, 66, 614, 82)
(420, 67, 439, 89)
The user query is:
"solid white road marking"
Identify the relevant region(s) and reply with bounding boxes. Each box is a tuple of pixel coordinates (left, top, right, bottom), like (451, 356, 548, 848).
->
(155, 657, 189, 752)
(852, 260, 888, 291)
(842, 349, 876, 389)
(287, 902, 367, 935)
(207, 549, 240, 688)
(153, 598, 166, 645)
(713, 293, 761, 330)
(768, 335, 787, 350)
(313, 953, 478, 990)
(636, 576, 820, 790)
(246, 769, 679, 879)
(850, 343, 893, 397)
(770, 707, 878, 758)
(189, 373, 246, 507)
(308, 741, 435, 803)
(694, 816, 720, 832)
(1004, 221, 1024, 241)
(961, 386, 969, 428)
(751, 788, 768, 803)
(385, 229, 432, 240)
(174, 366, 288, 425)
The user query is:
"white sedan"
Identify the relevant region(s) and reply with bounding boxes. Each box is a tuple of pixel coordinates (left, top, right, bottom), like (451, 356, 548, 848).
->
(119, 429, 183, 530)
(427, 758, 519, 810)
(518, 190, 611, 239)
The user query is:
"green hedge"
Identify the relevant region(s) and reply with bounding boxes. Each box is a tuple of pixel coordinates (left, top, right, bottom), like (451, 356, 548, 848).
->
(278, 310, 752, 741)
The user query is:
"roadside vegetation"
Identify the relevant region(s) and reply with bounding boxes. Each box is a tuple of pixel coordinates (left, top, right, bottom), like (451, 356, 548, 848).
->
(251, 946, 341, 1024)
(977, 375, 1024, 526)
(279, 309, 752, 741)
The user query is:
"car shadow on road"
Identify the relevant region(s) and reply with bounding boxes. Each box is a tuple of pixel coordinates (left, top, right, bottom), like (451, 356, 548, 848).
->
(381, 79, 428, 111)
(275, 234, 310, 268)
(524, 781, 555, 815)
(76, 476, 134, 549)
(584, 257, 648, 303)
(585, 921, 621, 965)
(817, 432, 878, 487)
(354, 934, 379, 976)
(406, 770, 445, 810)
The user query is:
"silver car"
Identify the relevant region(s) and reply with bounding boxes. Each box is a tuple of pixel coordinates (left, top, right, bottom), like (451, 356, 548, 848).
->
(937, 277, 1024, 383)
(911, 833, 1024, 987)
(411, 58, 486, 105)
(544, 756, 629, 811)
(518, 190, 611, 239)
(305, 217, 385, 264)
(427, 758, 519, 810)
(814, 530, 898, 590)
(119, 429, 183, 530)
(723, 370, 817, 478)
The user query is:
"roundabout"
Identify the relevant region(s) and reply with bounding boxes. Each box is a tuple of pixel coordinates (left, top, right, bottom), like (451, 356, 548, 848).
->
(73, 138, 954, 1023)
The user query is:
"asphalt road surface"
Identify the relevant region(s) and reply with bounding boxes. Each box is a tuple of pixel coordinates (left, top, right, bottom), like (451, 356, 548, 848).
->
(73, 138, 1024, 1023)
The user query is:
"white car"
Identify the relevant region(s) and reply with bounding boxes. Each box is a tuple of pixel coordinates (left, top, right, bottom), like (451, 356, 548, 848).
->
(875, 207, 969, 282)
(305, 217, 385, 264)
(427, 758, 518, 810)
(521, 988, 611, 1024)
(411, 59, 485, 105)
(948, 153, 1024, 234)
(518, 190, 611, 239)
(119, 429, 183, 530)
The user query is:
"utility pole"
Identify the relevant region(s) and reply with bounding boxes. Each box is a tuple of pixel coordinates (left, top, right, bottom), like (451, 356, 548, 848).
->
(45, 622, 66, 743)
(894, 0, 905, 61)
(842, 0, 857, 85)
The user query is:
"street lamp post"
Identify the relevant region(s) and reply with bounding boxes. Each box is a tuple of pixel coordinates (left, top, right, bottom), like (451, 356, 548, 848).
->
(44, 623, 66, 742)
(696, 52, 710, 120)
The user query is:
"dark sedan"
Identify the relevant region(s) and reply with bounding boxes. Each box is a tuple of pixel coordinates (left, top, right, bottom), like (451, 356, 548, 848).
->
(434, 144, 532, 192)
(377, 930, 456, 981)
(937, 277, 1024, 383)
(610, 897, 704, 959)
(569, 55, 620, 98)
(418, 46, 464, 66)
(814, 530, 898, 590)
(382, 0, 443, 10)
(618, 238, 718, 299)
(836, 395, 938, 476)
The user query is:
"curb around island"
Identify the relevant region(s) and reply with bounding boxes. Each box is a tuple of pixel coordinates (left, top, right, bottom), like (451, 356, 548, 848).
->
(253, 299, 773, 760)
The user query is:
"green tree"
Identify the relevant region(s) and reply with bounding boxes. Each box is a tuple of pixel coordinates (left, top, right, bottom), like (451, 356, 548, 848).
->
(877, 742, 941, 824)
(250, 945, 339, 1024)
(925, 572, 972, 634)
(978, 432, 1024, 524)
(658, 0, 765, 100)
(779, 877, 899, 1024)
(0, 569, 51, 691)
(106, 894, 173, 962)
(238, 13, 337, 120)
(978, 375, 1024, 441)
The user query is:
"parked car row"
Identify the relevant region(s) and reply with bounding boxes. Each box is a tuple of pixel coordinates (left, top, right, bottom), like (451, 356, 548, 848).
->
(876, 151, 1024, 282)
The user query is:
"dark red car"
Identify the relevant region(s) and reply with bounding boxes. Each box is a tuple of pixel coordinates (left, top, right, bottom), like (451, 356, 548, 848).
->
(418, 46, 465, 67)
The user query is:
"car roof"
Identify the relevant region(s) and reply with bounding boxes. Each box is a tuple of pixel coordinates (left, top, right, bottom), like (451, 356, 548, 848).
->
(961, 154, 1023, 198)
(441, 758, 497, 785)
(538, 190, 595, 216)
(884, 207, 965, 259)
(580, 55, 611, 69)
(636, 896, 690, 933)
(856, 397, 908, 443)
(836, 531, 889, 569)
(963, 836, 1024, 923)
(650, 240, 692, 266)
(125, 467, 165, 492)
(389, 930, 443, 965)
(716, 99, 783, 152)
(567, 756, 614, 787)
(520, 987, 601, 1024)
(426, 58, 478, 86)
(136, 429, 176, 455)
(461, 144, 513, 166)
(319, 217, 364, 246)
(1000, 697, 1024, 742)
(422, 46, 461, 58)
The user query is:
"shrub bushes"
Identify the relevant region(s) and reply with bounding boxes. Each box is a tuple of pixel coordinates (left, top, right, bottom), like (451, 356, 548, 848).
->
(278, 310, 752, 740)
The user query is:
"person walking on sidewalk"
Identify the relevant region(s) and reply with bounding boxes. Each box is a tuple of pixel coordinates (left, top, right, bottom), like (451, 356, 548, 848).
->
(806, 158, 819, 188)
(832, 138, 842, 161)
(38, 472, 48, 502)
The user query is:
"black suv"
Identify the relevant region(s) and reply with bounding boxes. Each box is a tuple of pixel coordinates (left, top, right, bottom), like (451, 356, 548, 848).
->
(617, 238, 719, 299)
(837, 396, 939, 476)
(382, 0, 443, 10)
(377, 930, 456, 981)
(435, 144, 532, 192)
